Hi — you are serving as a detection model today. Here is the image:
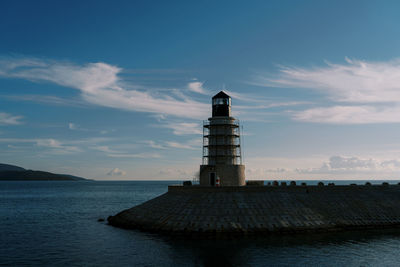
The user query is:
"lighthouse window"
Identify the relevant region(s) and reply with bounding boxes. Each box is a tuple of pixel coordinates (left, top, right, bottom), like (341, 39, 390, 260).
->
(213, 98, 230, 105)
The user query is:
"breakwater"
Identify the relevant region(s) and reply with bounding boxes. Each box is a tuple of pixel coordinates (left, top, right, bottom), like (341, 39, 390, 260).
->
(108, 183, 400, 235)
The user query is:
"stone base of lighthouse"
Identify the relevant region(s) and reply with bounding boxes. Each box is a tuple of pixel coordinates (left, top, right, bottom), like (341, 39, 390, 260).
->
(199, 165, 245, 186)
(108, 184, 400, 235)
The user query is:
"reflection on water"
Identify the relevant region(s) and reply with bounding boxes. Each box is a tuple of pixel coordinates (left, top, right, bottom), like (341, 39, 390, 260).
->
(160, 229, 400, 266)
(1, 181, 400, 266)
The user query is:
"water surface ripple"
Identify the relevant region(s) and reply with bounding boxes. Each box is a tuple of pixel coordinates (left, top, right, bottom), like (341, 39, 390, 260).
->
(1, 181, 400, 266)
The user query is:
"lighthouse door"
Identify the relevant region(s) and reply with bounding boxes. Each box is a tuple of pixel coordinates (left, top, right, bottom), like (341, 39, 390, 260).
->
(209, 172, 216, 186)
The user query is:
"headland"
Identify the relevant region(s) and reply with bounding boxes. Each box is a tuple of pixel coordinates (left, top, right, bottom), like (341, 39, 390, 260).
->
(0, 163, 88, 181)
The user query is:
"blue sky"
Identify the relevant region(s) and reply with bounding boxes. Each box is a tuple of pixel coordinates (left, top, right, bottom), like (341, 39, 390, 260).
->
(2, 0, 400, 180)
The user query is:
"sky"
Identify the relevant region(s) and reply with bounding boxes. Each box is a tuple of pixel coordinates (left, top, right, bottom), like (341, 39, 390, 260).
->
(2, 0, 400, 180)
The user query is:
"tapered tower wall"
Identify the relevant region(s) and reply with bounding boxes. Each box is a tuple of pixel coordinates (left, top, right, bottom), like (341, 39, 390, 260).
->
(205, 117, 241, 165)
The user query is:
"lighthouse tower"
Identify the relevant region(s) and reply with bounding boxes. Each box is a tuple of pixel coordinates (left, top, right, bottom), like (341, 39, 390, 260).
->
(200, 91, 245, 186)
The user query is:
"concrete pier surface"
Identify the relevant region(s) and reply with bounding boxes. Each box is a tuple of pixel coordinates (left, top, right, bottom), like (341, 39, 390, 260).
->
(108, 184, 400, 235)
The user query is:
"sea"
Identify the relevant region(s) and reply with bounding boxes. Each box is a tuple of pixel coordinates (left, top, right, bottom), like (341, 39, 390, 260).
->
(1, 180, 400, 267)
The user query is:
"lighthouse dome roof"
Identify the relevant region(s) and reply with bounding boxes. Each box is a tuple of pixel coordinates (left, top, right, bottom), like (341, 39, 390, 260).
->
(212, 91, 230, 99)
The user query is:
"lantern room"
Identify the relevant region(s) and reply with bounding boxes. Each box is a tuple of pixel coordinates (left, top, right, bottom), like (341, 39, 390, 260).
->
(212, 91, 231, 117)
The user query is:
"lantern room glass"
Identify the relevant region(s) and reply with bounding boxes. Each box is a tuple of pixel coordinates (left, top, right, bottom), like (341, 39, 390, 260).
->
(212, 98, 230, 105)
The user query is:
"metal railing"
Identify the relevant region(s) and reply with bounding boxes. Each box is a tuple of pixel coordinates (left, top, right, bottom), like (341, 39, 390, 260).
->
(202, 119, 242, 165)
(203, 119, 240, 127)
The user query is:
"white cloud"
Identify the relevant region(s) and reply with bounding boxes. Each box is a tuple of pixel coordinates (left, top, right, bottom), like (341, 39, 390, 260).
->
(243, 155, 400, 179)
(328, 155, 376, 170)
(68, 123, 77, 130)
(292, 105, 400, 124)
(224, 90, 270, 104)
(142, 138, 201, 150)
(381, 159, 400, 168)
(35, 138, 63, 148)
(107, 168, 126, 176)
(165, 141, 195, 150)
(35, 138, 82, 154)
(165, 138, 201, 150)
(296, 155, 400, 174)
(188, 81, 208, 95)
(161, 122, 203, 135)
(99, 129, 116, 135)
(67, 122, 89, 131)
(0, 136, 113, 155)
(0, 56, 208, 119)
(91, 144, 163, 158)
(256, 58, 400, 103)
(236, 101, 310, 110)
(0, 137, 111, 145)
(0, 112, 23, 125)
(158, 168, 194, 177)
(92, 145, 119, 153)
(143, 140, 166, 149)
(1, 56, 296, 126)
(4, 94, 87, 107)
(107, 152, 161, 158)
(255, 58, 400, 124)
(246, 168, 288, 179)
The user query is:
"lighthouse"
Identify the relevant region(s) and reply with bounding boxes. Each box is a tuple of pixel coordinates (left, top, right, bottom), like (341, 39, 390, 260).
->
(200, 91, 245, 186)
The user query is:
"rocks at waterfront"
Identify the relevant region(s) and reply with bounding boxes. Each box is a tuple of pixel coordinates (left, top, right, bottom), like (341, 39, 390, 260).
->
(108, 184, 400, 235)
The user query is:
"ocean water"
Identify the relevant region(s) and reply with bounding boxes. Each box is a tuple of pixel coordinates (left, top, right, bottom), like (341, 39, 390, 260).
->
(1, 180, 400, 266)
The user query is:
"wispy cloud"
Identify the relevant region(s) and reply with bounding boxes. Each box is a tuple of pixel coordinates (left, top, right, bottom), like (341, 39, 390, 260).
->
(255, 58, 400, 103)
(0, 137, 111, 145)
(1, 136, 164, 158)
(0, 56, 300, 126)
(224, 90, 273, 104)
(92, 145, 120, 153)
(160, 122, 203, 135)
(68, 123, 77, 130)
(296, 155, 400, 174)
(0, 112, 23, 125)
(107, 152, 161, 158)
(107, 168, 126, 176)
(3, 94, 87, 107)
(292, 105, 400, 124)
(247, 167, 287, 174)
(91, 143, 163, 158)
(158, 168, 195, 177)
(0, 56, 208, 119)
(67, 122, 90, 131)
(236, 101, 310, 110)
(0, 136, 113, 155)
(142, 140, 166, 149)
(165, 138, 201, 150)
(220, 89, 310, 122)
(188, 81, 208, 95)
(254, 58, 400, 124)
(165, 141, 195, 150)
(244, 155, 400, 179)
(34, 138, 82, 154)
(142, 138, 201, 150)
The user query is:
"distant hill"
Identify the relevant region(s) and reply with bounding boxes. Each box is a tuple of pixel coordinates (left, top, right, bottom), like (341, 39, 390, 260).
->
(0, 163, 25, 172)
(0, 163, 88, 181)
